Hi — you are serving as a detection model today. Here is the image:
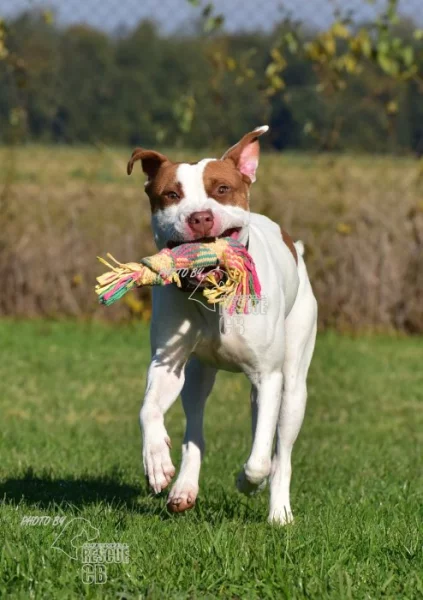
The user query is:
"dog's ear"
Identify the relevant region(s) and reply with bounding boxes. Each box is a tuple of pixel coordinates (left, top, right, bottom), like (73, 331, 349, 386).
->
(221, 125, 269, 183)
(127, 148, 169, 179)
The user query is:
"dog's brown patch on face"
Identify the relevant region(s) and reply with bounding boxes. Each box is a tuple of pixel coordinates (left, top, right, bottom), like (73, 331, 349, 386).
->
(281, 228, 298, 264)
(145, 163, 184, 213)
(203, 160, 250, 209)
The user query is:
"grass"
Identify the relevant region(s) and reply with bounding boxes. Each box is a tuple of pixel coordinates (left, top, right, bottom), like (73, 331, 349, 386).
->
(1, 144, 422, 331)
(0, 320, 422, 598)
(1, 144, 420, 187)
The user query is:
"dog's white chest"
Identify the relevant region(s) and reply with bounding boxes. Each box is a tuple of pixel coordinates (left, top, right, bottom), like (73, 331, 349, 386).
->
(192, 315, 256, 373)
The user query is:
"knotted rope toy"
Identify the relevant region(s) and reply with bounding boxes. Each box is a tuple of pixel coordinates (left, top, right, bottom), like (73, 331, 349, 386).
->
(95, 237, 261, 315)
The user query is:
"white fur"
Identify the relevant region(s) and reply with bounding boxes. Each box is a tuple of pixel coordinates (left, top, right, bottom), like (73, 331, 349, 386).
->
(295, 240, 305, 256)
(254, 125, 269, 134)
(141, 166, 317, 524)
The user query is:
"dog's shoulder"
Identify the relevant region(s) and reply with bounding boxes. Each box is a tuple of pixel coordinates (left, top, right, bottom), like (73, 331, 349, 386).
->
(249, 213, 298, 265)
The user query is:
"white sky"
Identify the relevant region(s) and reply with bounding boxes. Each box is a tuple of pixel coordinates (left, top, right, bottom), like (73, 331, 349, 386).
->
(0, 0, 420, 33)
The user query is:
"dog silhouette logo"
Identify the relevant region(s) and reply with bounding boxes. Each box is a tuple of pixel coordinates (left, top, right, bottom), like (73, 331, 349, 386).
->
(188, 267, 230, 312)
(51, 517, 100, 561)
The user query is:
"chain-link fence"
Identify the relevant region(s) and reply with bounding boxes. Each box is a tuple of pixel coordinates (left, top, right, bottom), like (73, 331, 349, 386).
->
(0, 0, 422, 331)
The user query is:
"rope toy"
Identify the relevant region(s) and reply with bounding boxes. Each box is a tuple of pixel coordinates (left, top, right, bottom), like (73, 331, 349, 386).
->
(95, 238, 261, 315)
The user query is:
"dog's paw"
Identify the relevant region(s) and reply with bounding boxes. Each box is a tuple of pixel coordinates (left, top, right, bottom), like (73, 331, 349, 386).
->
(143, 435, 175, 494)
(268, 508, 294, 526)
(167, 482, 198, 513)
(236, 469, 267, 495)
(236, 459, 270, 496)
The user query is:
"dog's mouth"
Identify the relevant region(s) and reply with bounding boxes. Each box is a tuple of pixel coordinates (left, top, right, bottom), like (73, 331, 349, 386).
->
(166, 227, 241, 250)
(166, 227, 242, 291)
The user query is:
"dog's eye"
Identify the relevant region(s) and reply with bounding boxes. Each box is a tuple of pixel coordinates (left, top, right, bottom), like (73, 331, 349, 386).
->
(217, 185, 230, 195)
(165, 191, 180, 200)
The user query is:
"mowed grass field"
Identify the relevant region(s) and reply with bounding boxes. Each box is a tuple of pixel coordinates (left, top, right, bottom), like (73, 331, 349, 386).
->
(0, 320, 422, 598)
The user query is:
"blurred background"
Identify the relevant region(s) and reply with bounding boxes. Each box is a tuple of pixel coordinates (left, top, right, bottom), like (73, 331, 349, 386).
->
(1, 0, 422, 332)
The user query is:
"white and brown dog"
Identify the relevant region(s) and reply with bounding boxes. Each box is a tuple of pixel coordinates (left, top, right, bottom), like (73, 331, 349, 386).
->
(127, 126, 317, 524)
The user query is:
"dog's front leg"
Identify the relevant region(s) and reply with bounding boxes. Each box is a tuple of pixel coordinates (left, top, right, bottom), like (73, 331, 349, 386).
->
(140, 358, 186, 494)
(167, 358, 216, 512)
(237, 372, 283, 494)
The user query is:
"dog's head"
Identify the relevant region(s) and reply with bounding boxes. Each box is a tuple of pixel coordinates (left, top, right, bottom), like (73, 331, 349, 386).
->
(127, 126, 268, 250)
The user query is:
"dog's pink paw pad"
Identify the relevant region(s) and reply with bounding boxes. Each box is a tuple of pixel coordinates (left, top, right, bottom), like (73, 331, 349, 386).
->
(167, 485, 198, 513)
(167, 496, 196, 513)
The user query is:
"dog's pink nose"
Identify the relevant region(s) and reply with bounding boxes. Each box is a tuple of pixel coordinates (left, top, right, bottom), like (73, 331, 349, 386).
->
(187, 210, 214, 237)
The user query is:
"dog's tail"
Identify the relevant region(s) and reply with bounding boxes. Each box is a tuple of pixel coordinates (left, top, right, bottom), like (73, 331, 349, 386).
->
(294, 240, 305, 257)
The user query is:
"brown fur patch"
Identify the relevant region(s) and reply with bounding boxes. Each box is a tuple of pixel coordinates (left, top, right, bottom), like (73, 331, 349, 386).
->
(145, 163, 184, 213)
(203, 160, 250, 209)
(281, 228, 298, 264)
(127, 148, 168, 178)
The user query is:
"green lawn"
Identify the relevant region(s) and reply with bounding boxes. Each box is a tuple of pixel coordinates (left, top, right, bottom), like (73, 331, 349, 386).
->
(0, 321, 422, 599)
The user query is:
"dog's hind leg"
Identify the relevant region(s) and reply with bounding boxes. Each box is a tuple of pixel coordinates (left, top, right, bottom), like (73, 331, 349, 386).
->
(269, 256, 317, 525)
(167, 358, 216, 513)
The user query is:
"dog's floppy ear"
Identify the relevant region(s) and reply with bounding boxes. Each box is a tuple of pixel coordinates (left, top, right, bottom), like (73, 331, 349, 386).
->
(221, 125, 269, 184)
(127, 148, 169, 179)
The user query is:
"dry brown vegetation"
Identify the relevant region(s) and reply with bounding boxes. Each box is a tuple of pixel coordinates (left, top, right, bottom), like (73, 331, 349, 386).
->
(1, 145, 422, 332)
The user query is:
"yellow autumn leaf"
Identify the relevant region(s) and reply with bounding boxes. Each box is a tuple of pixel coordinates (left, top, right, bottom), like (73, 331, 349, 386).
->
(269, 74, 285, 90)
(386, 101, 398, 115)
(350, 30, 372, 58)
(270, 47, 282, 62)
(322, 34, 336, 57)
(123, 292, 144, 314)
(225, 57, 236, 71)
(337, 54, 359, 73)
(305, 42, 324, 62)
(336, 223, 352, 235)
(270, 48, 287, 69)
(331, 22, 350, 39)
(265, 63, 278, 77)
(71, 274, 83, 286)
(42, 10, 54, 24)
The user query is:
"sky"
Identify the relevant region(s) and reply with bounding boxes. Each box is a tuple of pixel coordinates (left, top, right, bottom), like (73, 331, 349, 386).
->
(0, 0, 421, 33)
